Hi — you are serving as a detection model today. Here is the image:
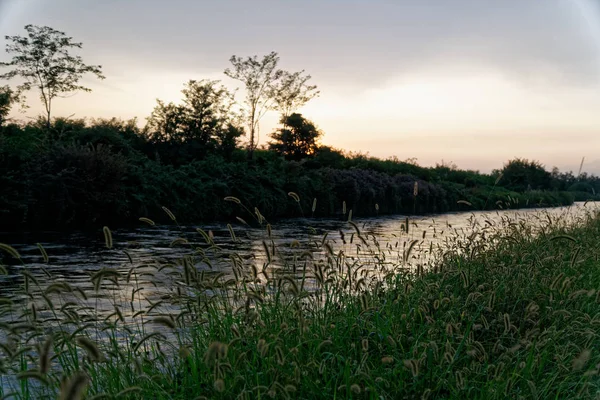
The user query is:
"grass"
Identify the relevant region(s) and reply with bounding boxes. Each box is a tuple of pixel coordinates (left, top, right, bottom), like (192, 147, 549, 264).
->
(0, 202, 599, 399)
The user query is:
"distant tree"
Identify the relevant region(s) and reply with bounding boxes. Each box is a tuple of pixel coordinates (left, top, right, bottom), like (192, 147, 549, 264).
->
(269, 113, 322, 160)
(145, 80, 244, 163)
(0, 85, 18, 127)
(224, 52, 320, 159)
(568, 181, 594, 194)
(311, 145, 346, 167)
(404, 157, 420, 166)
(271, 70, 319, 121)
(436, 159, 458, 170)
(0, 25, 105, 129)
(550, 166, 565, 191)
(216, 124, 245, 160)
(498, 158, 551, 192)
(146, 100, 186, 143)
(224, 51, 282, 159)
(180, 79, 240, 146)
(80, 117, 147, 155)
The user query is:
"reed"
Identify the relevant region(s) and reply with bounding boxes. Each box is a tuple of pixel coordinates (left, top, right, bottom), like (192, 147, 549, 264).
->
(0, 204, 599, 399)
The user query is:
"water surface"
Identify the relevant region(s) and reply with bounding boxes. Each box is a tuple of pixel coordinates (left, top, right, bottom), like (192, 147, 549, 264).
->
(1, 202, 595, 300)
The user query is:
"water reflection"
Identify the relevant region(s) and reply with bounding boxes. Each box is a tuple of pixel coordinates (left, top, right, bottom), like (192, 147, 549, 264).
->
(0, 203, 597, 318)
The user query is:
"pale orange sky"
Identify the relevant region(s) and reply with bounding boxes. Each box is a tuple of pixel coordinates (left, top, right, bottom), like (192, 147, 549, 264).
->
(1, 0, 600, 173)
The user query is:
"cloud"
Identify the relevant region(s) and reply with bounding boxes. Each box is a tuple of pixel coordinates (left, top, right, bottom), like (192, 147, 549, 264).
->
(2, 0, 600, 174)
(3, 0, 599, 90)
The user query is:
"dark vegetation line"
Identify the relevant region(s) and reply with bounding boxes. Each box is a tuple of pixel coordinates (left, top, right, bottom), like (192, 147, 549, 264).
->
(1, 117, 596, 232)
(0, 25, 599, 232)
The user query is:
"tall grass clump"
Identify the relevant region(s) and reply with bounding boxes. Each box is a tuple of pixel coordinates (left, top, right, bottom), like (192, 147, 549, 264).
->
(0, 202, 599, 399)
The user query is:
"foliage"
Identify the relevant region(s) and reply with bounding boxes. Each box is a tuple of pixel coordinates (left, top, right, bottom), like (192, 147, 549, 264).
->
(0, 85, 18, 126)
(0, 25, 105, 128)
(224, 52, 319, 158)
(496, 158, 552, 192)
(224, 51, 282, 157)
(1, 115, 595, 231)
(0, 26, 595, 231)
(270, 69, 319, 119)
(25, 143, 139, 228)
(145, 80, 244, 164)
(145, 100, 186, 143)
(269, 113, 322, 160)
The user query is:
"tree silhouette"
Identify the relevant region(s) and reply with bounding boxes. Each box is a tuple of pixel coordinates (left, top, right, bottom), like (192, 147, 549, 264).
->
(146, 100, 186, 143)
(224, 51, 282, 159)
(145, 80, 243, 163)
(0, 85, 18, 127)
(270, 70, 319, 121)
(224, 52, 320, 159)
(180, 79, 241, 148)
(0, 25, 105, 129)
(269, 113, 322, 160)
(497, 158, 552, 192)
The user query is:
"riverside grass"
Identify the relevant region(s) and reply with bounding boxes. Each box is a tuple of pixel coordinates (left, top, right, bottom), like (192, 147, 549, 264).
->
(0, 205, 599, 399)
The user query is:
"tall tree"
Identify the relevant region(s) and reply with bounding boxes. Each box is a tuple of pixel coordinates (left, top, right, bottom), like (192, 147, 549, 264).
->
(224, 52, 320, 159)
(0, 25, 105, 129)
(180, 79, 239, 145)
(270, 70, 319, 121)
(269, 113, 322, 161)
(181, 80, 244, 159)
(224, 51, 282, 159)
(145, 80, 244, 163)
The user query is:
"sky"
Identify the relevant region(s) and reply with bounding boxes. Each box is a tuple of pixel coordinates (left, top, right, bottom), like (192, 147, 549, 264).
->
(1, 0, 600, 174)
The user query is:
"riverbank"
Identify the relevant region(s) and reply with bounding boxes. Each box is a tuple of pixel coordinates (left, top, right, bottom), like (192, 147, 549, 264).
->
(0, 204, 599, 398)
(3, 117, 598, 232)
(0, 154, 581, 232)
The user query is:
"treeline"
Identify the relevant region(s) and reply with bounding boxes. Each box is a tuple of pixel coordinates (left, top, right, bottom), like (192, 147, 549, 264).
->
(0, 24, 598, 231)
(0, 115, 596, 231)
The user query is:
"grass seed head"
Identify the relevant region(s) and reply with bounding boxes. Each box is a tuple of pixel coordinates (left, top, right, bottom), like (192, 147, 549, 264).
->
(138, 217, 155, 226)
(161, 206, 177, 221)
(381, 356, 394, 364)
(39, 335, 53, 374)
(288, 192, 300, 202)
(0, 243, 20, 259)
(102, 226, 113, 249)
(224, 196, 241, 204)
(152, 316, 176, 329)
(36, 243, 49, 263)
(213, 378, 225, 393)
(76, 336, 104, 362)
(404, 359, 419, 377)
(59, 371, 89, 400)
(572, 349, 591, 371)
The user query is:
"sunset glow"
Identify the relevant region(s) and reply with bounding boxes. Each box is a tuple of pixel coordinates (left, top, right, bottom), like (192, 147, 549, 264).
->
(1, 0, 600, 172)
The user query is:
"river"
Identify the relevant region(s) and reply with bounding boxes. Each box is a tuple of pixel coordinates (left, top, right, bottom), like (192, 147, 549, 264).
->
(1, 202, 596, 301)
(0, 202, 597, 394)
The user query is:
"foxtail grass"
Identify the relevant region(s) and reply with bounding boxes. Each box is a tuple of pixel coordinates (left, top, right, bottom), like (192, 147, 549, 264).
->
(0, 204, 599, 399)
